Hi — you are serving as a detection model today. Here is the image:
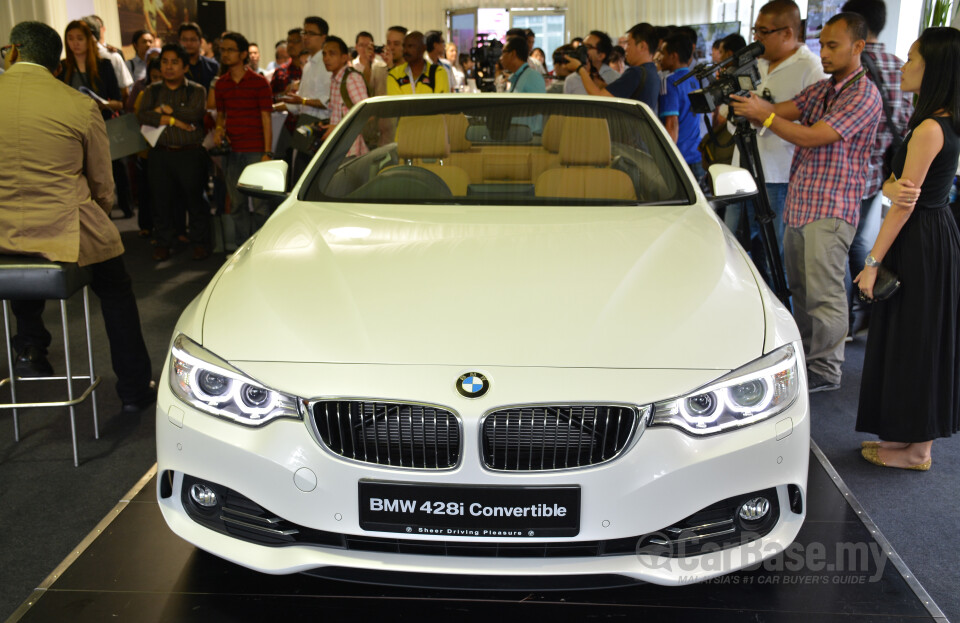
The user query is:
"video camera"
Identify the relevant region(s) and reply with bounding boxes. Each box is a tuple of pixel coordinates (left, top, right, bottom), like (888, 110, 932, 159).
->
(680, 41, 765, 115)
(470, 34, 503, 92)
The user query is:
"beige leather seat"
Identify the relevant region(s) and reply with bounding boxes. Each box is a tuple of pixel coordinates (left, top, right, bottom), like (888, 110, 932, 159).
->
(391, 115, 470, 195)
(534, 117, 637, 201)
(444, 114, 483, 185)
(530, 114, 564, 181)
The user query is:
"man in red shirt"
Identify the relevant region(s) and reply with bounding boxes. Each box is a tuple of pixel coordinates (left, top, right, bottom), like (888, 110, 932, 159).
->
(214, 31, 273, 244)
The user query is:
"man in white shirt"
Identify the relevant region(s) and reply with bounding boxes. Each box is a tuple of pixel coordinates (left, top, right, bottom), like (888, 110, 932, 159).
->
(724, 0, 826, 280)
(353, 31, 387, 97)
(282, 16, 331, 122)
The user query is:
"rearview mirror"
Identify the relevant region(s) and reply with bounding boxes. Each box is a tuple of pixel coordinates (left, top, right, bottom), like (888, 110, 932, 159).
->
(237, 160, 289, 200)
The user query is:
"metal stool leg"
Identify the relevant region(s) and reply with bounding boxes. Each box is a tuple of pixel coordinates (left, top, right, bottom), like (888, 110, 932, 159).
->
(61, 300, 78, 467)
(2, 300, 18, 441)
(83, 287, 99, 439)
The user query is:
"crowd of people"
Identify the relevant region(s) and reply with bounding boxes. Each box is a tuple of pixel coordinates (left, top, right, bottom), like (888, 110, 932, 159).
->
(1, 0, 959, 469)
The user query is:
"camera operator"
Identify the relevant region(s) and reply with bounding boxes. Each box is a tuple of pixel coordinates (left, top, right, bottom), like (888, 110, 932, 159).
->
(548, 44, 576, 93)
(563, 23, 661, 114)
(724, 0, 826, 280)
(563, 31, 619, 95)
(730, 12, 882, 393)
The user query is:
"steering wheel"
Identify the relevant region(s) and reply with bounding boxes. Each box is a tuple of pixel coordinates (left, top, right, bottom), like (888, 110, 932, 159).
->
(348, 166, 453, 200)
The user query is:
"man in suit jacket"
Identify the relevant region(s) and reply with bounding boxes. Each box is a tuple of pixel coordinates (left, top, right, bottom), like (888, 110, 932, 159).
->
(0, 21, 154, 414)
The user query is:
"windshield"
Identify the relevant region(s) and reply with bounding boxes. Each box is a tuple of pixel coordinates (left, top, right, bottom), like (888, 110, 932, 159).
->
(300, 97, 694, 206)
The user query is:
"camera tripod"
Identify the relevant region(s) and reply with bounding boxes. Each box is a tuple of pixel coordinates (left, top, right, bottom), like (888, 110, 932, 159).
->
(729, 117, 791, 307)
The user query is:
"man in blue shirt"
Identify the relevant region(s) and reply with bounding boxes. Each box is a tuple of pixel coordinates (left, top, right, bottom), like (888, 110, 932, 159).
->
(564, 23, 662, 115)
(501, 36, 545, 93)
(659, 33, 705, 180)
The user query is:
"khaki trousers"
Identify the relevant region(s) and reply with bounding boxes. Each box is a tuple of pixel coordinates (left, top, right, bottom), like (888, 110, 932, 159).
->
(784, 217, 857, 384)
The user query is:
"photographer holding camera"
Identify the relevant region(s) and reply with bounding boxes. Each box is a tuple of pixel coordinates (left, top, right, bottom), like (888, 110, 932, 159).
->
(564, 23, 661, 114)
(730, 12, 882, 393)
(563, 31, 619, 95)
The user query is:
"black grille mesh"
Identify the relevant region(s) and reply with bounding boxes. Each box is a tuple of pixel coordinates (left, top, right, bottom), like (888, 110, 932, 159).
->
(312, 401, 460, 469)
(482, 405, 638, 470)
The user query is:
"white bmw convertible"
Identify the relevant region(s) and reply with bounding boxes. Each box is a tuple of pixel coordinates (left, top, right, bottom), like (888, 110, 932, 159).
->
(156, 94, 809, 587)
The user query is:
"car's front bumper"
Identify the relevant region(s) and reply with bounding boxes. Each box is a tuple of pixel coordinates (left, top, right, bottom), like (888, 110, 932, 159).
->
(156, 359, 809, 586)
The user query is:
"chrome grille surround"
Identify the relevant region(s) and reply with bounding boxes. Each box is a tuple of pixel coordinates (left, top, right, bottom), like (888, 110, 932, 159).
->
(480, 404, 647, 472)
(308, 399, 462, 470)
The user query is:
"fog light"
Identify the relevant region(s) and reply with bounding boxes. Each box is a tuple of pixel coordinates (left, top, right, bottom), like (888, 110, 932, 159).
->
(190, 483, 219, 508)
(739, 497, 770, 521)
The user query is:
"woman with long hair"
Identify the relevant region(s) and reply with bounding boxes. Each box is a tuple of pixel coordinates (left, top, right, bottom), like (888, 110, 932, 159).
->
(61, 20, 122, 118)
(855, 27, 960, 470)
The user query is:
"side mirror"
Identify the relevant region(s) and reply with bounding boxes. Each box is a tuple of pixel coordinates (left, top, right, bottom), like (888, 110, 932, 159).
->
(707, 164, 758, 205)
(237, 160, 289, 200)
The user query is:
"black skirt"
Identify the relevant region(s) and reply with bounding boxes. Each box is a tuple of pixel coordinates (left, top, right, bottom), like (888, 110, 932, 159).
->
(856, 205, 960, 441)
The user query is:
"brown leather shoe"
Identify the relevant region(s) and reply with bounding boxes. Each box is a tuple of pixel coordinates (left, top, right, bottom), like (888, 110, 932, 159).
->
(192, 245, 210, 260)
(153, 246, 170, 261)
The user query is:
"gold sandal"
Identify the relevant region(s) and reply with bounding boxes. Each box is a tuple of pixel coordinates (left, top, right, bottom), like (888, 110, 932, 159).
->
(860, 446, 931, 471)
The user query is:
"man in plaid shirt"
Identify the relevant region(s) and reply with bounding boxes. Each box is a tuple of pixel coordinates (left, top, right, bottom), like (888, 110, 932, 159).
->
(320, 35, 369, 157)
(842, 0, 913, 335)
(731, 12, 882, 393)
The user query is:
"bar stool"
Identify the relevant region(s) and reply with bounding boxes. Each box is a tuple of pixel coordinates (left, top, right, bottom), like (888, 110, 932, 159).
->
(0, 255, 101, 467)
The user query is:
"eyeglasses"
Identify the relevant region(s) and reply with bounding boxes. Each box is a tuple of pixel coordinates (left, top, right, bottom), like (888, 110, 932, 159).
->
(751, 26, 788, 37)
(1, 44, 20, 60)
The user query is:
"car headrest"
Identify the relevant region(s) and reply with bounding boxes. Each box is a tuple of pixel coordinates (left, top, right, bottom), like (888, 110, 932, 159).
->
(444, 114, 472, 152)
(541, 115, 565, 154)
(397, 116, 450, 160)
(559, 117, 611, 167)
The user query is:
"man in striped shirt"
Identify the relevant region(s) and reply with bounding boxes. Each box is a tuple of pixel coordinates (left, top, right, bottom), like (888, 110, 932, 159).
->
(137, 43, 208, 261)
(731, 13, 882, 392)
(842, 0, 913, 336)
(214, 31, 274, 245)
(320, 36, 369, 157)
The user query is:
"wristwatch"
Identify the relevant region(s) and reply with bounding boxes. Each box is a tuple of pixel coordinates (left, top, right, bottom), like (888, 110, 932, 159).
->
(864, 254, 880, 267)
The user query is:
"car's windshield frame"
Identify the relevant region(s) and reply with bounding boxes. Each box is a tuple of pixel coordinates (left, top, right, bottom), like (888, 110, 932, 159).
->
(297, 95, 698, 207)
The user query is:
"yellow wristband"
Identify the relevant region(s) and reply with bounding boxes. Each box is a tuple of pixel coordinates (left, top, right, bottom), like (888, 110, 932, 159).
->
(168, 116, 176, 126)
(762, 112, 776, 128)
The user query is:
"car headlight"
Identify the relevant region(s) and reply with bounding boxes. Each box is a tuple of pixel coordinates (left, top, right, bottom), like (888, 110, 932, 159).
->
(651, 344, 800, 436)
(169, 334, 302, 426)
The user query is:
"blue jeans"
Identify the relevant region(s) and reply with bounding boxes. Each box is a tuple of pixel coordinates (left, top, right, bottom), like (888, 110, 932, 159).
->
(224, 151, 271, 245)
(845, 192, 882, 310)
(723, 182, 788, 288)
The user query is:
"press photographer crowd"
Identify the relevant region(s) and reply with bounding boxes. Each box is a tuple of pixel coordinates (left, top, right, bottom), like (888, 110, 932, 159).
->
(1, 0, 959, 471)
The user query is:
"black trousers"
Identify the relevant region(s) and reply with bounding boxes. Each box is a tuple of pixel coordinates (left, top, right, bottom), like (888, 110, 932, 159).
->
(148, 147, 210, 249)
(11, 255, 153, 403)
(135, 156, 153, 232)
(112, 160, 132, 215)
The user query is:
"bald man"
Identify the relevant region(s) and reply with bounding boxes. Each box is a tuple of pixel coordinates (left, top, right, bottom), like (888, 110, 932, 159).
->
(723, 0, 826, 288)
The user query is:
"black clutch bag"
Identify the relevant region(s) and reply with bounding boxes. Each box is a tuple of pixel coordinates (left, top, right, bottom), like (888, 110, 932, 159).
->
(859, 264, 901, 303)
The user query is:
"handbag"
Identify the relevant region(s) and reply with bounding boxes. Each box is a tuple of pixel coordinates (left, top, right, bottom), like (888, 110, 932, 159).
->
(859, 264, 901, 302)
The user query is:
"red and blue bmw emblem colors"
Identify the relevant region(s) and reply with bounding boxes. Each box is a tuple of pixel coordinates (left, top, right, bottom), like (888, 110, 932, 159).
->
(457, 372, 489, 398)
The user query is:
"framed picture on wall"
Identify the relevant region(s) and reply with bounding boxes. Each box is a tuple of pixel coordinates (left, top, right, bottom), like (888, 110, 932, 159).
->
(117, 0, 197, 50)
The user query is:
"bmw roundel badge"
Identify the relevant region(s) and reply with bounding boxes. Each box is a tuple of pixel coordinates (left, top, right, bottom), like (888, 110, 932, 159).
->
(457, 372, 489, 398)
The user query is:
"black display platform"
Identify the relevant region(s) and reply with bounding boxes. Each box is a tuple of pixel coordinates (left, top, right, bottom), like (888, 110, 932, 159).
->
(5, 448, 946, 623)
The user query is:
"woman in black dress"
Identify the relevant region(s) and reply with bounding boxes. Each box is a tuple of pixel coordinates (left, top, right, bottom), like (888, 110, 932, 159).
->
(855, 27, 960, 470)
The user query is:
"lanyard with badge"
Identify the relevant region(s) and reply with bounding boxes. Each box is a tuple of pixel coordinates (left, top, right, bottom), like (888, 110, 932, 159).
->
(510, 65, 528, 92)
(821, 69, 865, 117)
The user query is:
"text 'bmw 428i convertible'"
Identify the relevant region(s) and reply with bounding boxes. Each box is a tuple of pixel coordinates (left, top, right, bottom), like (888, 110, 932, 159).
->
(155, 94, 809, 588)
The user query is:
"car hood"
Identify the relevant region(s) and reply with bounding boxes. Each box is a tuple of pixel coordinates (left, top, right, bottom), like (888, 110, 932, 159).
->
(201, 202, 764, 369)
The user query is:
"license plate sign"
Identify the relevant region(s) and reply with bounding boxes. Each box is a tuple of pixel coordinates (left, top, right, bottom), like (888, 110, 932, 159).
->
(358, 481, 580, 537)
